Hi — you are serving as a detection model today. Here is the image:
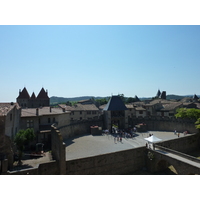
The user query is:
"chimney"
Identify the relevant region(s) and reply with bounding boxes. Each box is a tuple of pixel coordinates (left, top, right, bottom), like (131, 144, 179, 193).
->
(36, 108, 39, 116)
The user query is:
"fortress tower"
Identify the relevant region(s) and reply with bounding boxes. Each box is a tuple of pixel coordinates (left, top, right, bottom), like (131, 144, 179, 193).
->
(17, 87, 50, 108)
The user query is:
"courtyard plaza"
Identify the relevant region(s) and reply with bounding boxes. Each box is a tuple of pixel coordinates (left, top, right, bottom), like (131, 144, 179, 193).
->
(14, 130, 186, 169)
(64, 131, 184, 161)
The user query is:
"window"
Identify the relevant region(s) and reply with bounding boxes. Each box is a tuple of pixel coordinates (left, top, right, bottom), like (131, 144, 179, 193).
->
(48, 118, 51, 123)
(53, 118, 56, 123)
(92, 111, 96, 114)
(80, 111, 82, 115)
(27, 120, 33, 128)
(139, 111, 143, 114)
(87, 111, 91, 115)
(80, 117, 82, 120)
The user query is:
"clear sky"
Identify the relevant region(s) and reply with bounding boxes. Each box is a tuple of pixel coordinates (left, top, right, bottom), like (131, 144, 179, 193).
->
(1, 25, 200, 102)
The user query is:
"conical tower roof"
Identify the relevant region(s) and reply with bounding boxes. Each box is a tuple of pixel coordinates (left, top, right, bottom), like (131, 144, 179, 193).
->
(17, 87, 30, 99)
(103, 95, 128, 111)
(30, 92, 36, 99)
(193, 94, 199, 100)
(156, 89, 161, 98)
(135, 95, 141, 102)
(37, 88, 49, 99)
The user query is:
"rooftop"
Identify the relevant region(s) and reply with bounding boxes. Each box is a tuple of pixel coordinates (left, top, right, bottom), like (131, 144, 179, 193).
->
(103, 96, 128, 111)
(0, 103, 19, 116)
(21, 107, 69, 117)
(59, 103, 99, 111)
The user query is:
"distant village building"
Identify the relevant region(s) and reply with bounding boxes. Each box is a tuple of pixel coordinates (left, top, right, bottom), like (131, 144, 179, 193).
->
(21, 107, 71, 147)
(58, 99, 100, 121)
(17, 87, 50, 108)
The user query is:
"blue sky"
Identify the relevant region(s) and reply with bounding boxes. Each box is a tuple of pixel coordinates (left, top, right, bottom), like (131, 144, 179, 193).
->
(0, 25, 200, 102)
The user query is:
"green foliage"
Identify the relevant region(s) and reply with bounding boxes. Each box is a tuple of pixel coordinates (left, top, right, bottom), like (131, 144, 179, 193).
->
(14, 128, 35, 163)
(126, 97, 136, 103)
(175, 108, 200, 130)
(175, 108, 200, 120)
(95, 98, 109, 106)
(195, 118, 200, 130)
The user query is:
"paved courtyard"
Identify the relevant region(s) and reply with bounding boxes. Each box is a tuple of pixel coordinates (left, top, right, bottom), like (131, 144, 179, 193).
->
(14, 131, 187, 169)
(64, 131, 184, 161)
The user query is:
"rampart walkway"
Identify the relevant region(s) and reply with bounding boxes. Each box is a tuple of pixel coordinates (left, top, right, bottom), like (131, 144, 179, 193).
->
(148, 145, 200, 174)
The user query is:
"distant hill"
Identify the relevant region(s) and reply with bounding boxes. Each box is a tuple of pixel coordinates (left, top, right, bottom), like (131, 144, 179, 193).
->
(50, 94, 199, 105)
(50, 96, 106, 105)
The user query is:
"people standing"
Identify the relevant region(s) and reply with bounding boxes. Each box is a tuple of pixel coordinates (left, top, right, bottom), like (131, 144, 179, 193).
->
(174, 130, 177, 135)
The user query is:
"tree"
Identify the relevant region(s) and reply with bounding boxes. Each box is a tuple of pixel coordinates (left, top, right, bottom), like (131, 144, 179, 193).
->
(14, 128, 35, 165)
(175, 108, 200, 130)
(175, 108, 200, 120)
(126, 97, 136, 103)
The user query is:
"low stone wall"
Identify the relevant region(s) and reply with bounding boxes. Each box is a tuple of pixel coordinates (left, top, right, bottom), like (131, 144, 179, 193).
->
(65, 146, 146, 175)
(6, 161, 59, 175)
(59, 119, 104, 140)
(157, 133, 200, 153)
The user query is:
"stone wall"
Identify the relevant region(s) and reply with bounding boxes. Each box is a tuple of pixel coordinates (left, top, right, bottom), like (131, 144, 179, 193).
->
(59, 118, 104, 140)
(157, 133, 200, 153)
(132, 116, 197, 133)
(51, 125, 66, 174)
(65, 146, 146, 175)
(6, 161, 59, 175)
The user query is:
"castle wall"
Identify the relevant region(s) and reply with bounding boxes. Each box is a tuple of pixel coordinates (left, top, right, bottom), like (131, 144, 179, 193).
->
(131, 116, 197, 133)
(65, 146, 146, 175)
(59, 118, 104, 140)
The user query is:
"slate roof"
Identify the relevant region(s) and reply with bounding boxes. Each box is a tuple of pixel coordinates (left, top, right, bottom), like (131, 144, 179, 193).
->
(37, 88, 49, 99)
(193, 94, 199, 100)
(30, 92, 36, 99)
(103, 96, 128, 111)
(17, 87, 30, 99)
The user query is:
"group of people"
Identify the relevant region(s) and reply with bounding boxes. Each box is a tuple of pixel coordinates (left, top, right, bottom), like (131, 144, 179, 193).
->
(112, 127, 138, 143)
(174, 130, 188, 137)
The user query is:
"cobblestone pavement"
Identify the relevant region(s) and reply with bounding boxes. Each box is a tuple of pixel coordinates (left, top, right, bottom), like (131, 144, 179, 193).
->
(64, 131, 185, 161)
